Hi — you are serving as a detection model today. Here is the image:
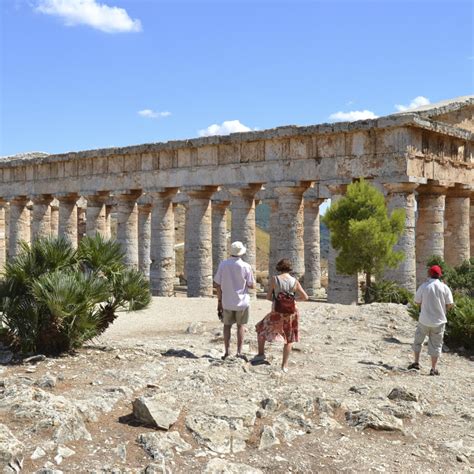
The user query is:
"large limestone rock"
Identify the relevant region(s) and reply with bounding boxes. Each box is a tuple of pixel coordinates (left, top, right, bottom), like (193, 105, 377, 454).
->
(138, 431, 192, 460)
(133, 395, 181, 430)
(345, 408, 404, 431)
(0, 424, 23, 467)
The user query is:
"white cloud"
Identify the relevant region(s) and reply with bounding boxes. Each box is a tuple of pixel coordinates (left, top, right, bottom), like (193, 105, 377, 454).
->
(198, 120, 257, 137)
(35, 0, 142, 33)
(395, 96, 430, 112)
(328, 110, 378, 122)
(138, 109, 171, 119)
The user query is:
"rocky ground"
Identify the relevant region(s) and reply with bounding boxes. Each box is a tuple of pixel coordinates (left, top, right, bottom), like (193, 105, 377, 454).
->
(0, 297, 473, 473)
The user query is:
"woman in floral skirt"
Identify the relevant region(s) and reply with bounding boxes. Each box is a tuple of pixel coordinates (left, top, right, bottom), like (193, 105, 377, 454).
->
(254, 258, 308, 372)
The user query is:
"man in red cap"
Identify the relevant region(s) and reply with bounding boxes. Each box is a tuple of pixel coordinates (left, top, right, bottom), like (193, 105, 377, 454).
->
(408, 265, 453, 375)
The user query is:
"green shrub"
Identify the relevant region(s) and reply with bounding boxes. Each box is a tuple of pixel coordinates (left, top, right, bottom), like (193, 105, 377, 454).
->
(426, 256, 473, 297)
(365, 280, 413, 304)
(0, 235, 151, 355)
(445, 295, 474, 351)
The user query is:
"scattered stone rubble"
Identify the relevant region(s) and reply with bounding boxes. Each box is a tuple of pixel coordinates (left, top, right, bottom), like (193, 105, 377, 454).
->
(0, 302, 472, 472)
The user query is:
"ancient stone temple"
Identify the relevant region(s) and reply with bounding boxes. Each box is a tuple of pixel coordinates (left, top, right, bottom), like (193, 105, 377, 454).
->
(0, 96, 472, 303)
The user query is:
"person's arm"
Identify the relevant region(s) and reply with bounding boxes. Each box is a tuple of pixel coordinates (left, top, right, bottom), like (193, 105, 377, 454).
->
(294, 280, 309, 301)
(246, 268, 255, 290)
(446, 303, 454, 311)
(215, 284, 223, 310)
(446, 286, 454, 311)
(266, 276, 275, 301)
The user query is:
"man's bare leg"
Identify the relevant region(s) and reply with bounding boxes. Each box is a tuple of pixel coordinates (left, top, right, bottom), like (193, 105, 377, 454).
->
(414, 351, 420, 364)
(431, 355, 438, 370)
(223, 324, 232, 358)
(236, 324, 245, 355)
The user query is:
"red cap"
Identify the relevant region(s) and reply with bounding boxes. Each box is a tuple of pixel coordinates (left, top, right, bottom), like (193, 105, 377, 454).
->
(429, 265, 442, 277)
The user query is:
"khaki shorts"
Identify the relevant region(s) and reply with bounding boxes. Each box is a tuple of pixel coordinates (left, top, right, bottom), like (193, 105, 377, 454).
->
(223, 307, 250, 326)
(412, 322, 445, 357)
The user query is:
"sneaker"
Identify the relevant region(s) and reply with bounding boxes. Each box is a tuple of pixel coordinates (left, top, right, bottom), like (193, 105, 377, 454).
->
(252, 354, 266, 362)
(221, 353, 229, 361)
(407, 362, 420, 370)
(281, 367, 289, 373)
(429, 368, 440, 376)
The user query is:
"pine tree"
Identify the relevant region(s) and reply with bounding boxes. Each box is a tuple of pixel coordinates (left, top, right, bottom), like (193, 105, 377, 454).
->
(322, 179, 405, 302)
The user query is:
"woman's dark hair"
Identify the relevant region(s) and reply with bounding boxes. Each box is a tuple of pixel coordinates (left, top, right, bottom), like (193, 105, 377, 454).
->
(276, 258, 292, 273)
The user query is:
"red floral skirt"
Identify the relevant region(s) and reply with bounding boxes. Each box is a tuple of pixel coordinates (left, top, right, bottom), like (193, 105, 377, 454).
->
(255, 309, 299, 344)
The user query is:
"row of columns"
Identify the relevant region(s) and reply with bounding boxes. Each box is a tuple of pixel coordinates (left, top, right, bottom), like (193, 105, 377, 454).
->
(0, 181, 472, 303)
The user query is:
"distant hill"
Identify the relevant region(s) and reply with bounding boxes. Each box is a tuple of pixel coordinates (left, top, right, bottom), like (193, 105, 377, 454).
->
(256, 203, 329, 258)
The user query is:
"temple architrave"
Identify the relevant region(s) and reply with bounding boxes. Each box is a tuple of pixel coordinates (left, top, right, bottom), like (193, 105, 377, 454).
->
(1, 97, 472, 303)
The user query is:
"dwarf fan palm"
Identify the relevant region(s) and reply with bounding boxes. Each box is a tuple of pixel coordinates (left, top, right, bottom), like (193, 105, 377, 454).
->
(0, 235, 151, 355)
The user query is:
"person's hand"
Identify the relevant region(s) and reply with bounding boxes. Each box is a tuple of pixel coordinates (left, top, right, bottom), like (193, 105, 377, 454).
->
(217, 300, 223, 321)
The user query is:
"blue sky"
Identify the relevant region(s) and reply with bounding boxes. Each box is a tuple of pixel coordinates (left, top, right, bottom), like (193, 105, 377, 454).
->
(1, 0, 473, 156)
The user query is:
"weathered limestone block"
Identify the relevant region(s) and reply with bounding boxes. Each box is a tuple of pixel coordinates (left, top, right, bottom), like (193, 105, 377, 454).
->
(444, 185, 471, 266)
(138, 202, 152, 279)
(31, 194, 54, 241)
(8, 196, 30, 258)
(416, 185, 446, 286)
(304, 197, 324, 295)
(327, 185, 358, 304)
(150, 189, 178, 296)
(274, 183, 308, 279)
(212, 200, 230, 277)
(184, 187, 217, 297)
(384, 183, 418, 293)
(85, 191, 109, 237)
(57, 193, 79, 248)
(116, 190, 141, 268)
(471, 195, 474, 258)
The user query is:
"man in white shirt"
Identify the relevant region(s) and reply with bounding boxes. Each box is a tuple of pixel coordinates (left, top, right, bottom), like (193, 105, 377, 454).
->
(408, 265, 454, 375)
(214, 241, 255, 360)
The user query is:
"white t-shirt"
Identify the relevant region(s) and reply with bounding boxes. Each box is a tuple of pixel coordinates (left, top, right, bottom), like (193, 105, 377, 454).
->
(214, 257, 255, 311)
(415, 278, 454, 327)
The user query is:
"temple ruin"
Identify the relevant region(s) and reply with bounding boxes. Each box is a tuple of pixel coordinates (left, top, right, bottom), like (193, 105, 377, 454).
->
(1, 96, 472, 303)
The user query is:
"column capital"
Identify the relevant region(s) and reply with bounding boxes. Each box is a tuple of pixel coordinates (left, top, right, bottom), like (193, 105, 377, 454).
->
(147, 187, 179, 200)
(327, 183, 348, 196)
(7, 194, 29, 203)
(270, 181, 311, 197)
(138, 202, 152, 213)
(30, 193, 54, 204)
(226, 183, 262, 198)
(182, 185, 219, 200)
(56, 192, 79, 202)
(384, 182, 419, 195)
(212, 199, 231, 209)
(417, 183, 449, 196)
(114, 189, 142, 201)
(446, 184, 472, 198)
(304, 197, 325, 208)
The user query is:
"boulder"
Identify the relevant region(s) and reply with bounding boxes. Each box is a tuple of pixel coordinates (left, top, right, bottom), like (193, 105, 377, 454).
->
(388, 387, 419, 402)
(138, 431, 192, 460)
(345, 408, 403, 431)
(258, 426, 280, 450)
(133, 395, 181, 430)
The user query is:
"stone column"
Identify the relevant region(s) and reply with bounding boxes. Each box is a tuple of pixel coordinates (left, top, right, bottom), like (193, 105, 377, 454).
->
(266, 197, 279, 279)
(138, 201, 152, 279)
(304, 198, 324, 296)
(77, 206, 86, 243)
(57, 193, 79, 248)
(184, 186, 218, 297)
(384, 183, 418, 294)
(31, 194, 54, 241)
(274, 184, 307, 279)
(50, 202, 59, 238)
(0, 199, 6, 273)
(471, 194, 474, 258)
(85, 191, 109, 237)
(228, 185, 261, 276)
(149, 189, 178, 296)
(116, 190, 141, 268)
(105, 204, 113, 239)
(416, 184, 447, 286)
(9, 196, 30, 258)
(327, 185, 359, 304)
(212, 200, 230, 277)
(444, 185, 471, 267)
